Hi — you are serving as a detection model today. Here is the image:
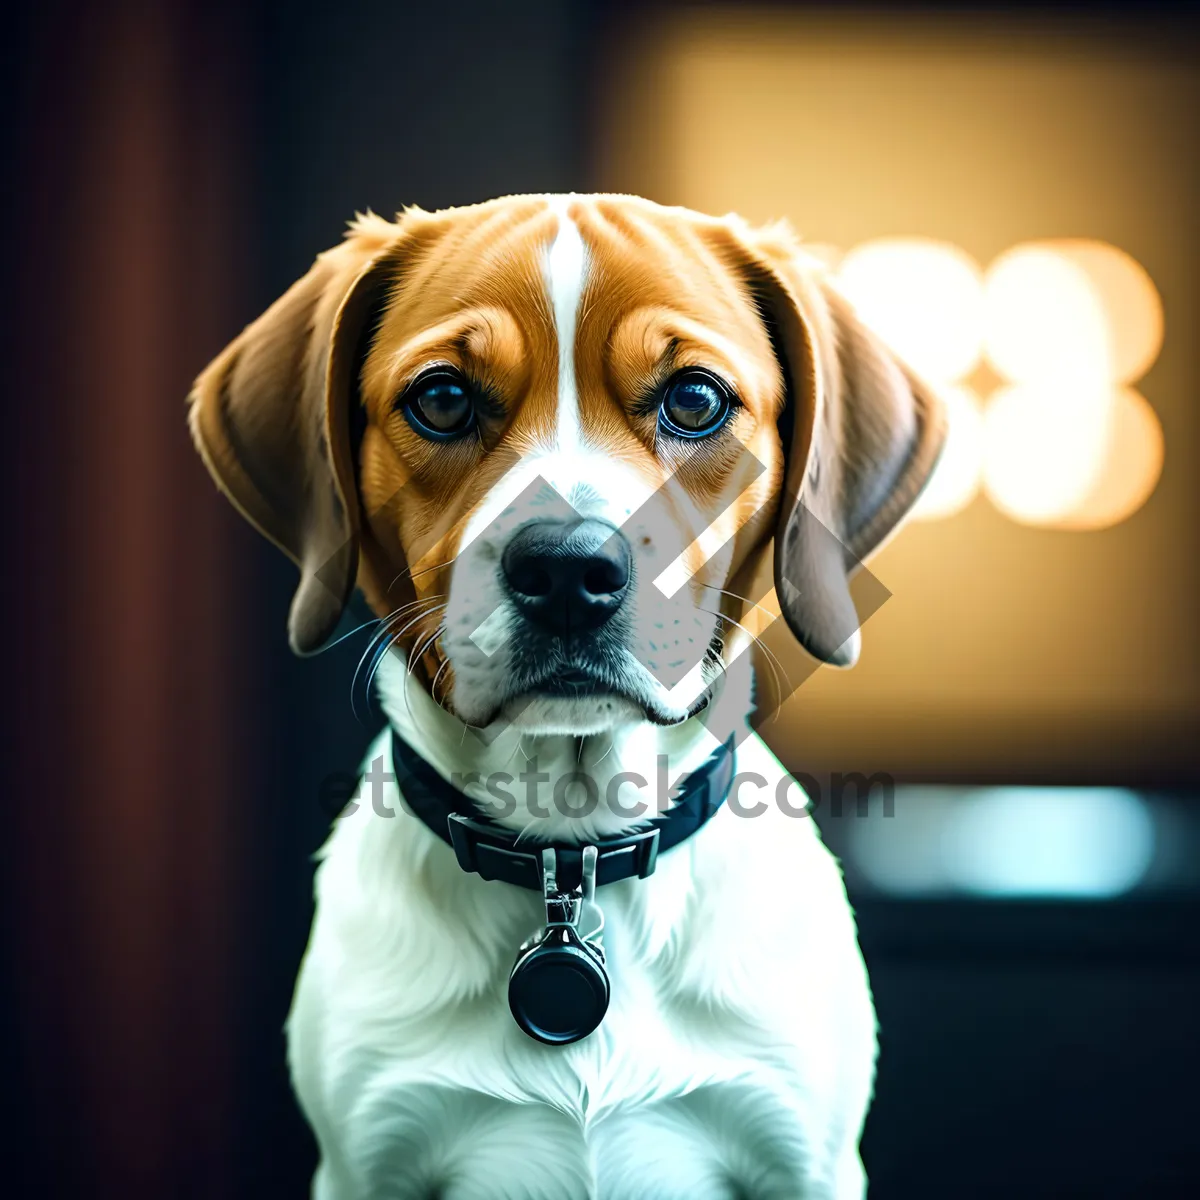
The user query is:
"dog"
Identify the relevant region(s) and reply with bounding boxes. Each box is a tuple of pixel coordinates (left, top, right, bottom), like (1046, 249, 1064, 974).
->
(189, 194, 944, 1199)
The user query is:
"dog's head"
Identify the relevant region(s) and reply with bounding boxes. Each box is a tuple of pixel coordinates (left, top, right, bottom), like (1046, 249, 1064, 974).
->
(190, 195, 943, 737)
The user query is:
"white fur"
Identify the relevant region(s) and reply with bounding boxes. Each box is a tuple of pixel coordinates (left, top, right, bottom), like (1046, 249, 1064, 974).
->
(546, 195, 587, 455)
(285, 196, 878, 1198)
(288, 698, 876, 1199)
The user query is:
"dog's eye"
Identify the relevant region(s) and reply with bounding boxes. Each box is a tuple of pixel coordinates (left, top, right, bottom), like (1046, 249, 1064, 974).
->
(399, 369, 476, 441)
(658, 370, 732, 439)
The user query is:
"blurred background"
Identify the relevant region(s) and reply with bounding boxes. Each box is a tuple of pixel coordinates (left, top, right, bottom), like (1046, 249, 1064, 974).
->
(3, 1, 1198, 1196)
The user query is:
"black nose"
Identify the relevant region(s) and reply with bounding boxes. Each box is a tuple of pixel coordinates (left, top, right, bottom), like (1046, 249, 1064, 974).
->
(502, 519, 631, 636)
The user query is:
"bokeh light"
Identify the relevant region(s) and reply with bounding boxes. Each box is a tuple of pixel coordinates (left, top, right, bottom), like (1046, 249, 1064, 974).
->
(849, 787, 1156, 898)
(834, 237, 1164, 530)
(943, 788, 1155, 897)
(979, 241, 1164, 528)
(910, 385, 984, 520)
(984, 245, 1114, 384)
(986, 240, 1163, 385)
(837, 238, 985, 384)
(1056, 386, 1164, 530)
(982, 382, 1113, 524)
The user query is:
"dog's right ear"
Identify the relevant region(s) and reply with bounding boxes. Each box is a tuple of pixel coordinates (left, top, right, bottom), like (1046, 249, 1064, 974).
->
(716, 217, 946, 667)
(188, 216, 403, 655)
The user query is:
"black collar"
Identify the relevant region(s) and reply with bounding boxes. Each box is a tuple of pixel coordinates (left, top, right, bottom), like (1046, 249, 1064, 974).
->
(391, 731, 735, 893)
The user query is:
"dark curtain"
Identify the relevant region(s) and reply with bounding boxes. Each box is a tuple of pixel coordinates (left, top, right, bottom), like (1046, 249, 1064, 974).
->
(5, 1, 253, 1194)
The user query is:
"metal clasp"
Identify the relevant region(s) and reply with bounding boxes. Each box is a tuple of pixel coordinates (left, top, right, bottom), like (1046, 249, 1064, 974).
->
(539, 846, 604, 955)
(540, 845, 597, 928)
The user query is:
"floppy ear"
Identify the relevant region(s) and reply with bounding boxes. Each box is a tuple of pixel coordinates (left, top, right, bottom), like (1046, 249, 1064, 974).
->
(188, 219, 400, 655)
(729, 223, 946, 666)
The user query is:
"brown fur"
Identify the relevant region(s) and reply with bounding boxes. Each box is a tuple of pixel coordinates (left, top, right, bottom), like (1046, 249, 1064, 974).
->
(189, 194, 945, 700)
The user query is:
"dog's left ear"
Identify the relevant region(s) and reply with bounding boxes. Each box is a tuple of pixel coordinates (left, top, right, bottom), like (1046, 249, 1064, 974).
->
(188, 217, 401, 655)
(723, 222, 947, 667)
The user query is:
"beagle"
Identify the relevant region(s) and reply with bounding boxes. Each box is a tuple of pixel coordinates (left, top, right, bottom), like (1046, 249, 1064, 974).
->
(190, 194, 944, 1200)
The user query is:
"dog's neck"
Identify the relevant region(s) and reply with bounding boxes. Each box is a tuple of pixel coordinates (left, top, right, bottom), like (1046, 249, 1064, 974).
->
(376, 656, 753, 843)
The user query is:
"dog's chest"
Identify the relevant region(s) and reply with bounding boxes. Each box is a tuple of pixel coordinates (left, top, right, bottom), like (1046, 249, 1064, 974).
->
(335, 922, 822, 1198)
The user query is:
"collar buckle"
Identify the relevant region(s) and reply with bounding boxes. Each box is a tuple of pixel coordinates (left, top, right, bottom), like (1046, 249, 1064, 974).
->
(541, 845, 598, 928)
(446, 813, 662, 890)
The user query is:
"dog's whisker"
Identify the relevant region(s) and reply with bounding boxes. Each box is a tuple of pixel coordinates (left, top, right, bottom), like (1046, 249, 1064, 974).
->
(592, 734, 616, 769)
(500, 737, 523, 769)
(356, 630, 407, 724)
(512, 817, 547, 847)
(430, 656, 453, 710)
(387, 557, 455, 594)
(398, 619, 450, 738)
(698, 605, 781, 684)
(698, 583, 775, 616)
(310, 615, 382, 655)
(349, 603, 428, 720)
(409, 558, 454, 582)
(699, 606, 794, 714)
(352, 598, 447, 722)
(407, 621, 446, 678)
(363, 595, 446, 656)
(402, 622, 449, 734)
(698, 585, 796, 714)
(726, 619, 790, 706)
(350, 606, 406, 702)
(371, 606, 446, 697)
(399, 668, 437, 741)
(352, 596, 444, 685)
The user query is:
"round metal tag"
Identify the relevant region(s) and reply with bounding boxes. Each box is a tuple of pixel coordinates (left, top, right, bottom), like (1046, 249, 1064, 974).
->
(508, 929, 610, 1045)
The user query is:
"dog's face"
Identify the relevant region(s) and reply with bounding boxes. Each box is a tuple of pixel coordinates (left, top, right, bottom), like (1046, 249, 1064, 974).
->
(190, 195, 944, 737)
(355, 198, 787, 733)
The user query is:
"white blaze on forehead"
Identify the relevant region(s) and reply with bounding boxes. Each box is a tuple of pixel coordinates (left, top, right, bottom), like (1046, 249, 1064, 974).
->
(544, 196, 589, 454)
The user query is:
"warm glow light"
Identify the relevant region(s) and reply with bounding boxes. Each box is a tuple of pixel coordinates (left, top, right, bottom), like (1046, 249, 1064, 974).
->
(910, 385, 984, 520)
(983, 384, 1164, 529)
(985, 246, 1114, 384)
(837, 239, 985, 384)
(981, 241, 1164, 529)
(982, 382, 1112, 524)
(825, 237, 1164, 529)
(1057, 387, 1164, 530)
(988, 240, 1163, 385)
